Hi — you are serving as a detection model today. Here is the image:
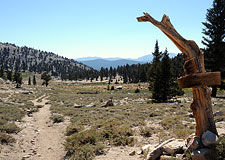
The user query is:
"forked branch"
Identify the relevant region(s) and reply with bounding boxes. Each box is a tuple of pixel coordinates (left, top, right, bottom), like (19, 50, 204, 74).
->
(137, 13, 201, 61)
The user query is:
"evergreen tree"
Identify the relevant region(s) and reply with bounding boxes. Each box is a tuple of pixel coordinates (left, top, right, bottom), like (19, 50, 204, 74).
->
(100, 67, 104, 81)
(14, 72, 22, 88)
(160, 49, 172, 102)
(202, 0, 225, 97)
(0, 65, 4, 78)
(7, 70, 13, 81)
(147, 40, 163, 90)
(33, 75, 36, 85)
(41, 72, 51, 87)
(28, 77, 31, 85)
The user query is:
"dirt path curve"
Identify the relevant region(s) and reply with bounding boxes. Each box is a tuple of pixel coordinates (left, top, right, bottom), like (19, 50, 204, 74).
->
(0, 95, 69, 160)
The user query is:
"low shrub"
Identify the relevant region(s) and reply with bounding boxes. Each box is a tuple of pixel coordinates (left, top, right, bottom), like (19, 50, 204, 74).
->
(0, 123, 21, 134)
(111, 86, 114, 90)
(50, 114, 64, 123)
(0, 132, 15, 144)
(65, 129, 104, 159)
(134, 88, 140, 93)
(66, 124, 84, 136)
(216, 135, 225, 159)
(140, 127, 152, 137)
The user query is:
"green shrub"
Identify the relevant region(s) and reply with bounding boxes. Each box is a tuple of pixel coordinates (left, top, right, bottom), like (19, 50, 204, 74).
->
(0, 119, 7, 125)
(140, 127, 152, 137)
(50, 114, 64, 123)
(134, 88, 140, 93)
(66, 124, 84, 136)
(0, 123, 21, 134)
(113, 136, 135, 146)
(216, 135, 225, 159)
(65, 129, 104, 159)
(111, 86, 114, 90)
(0, 132, 15, 144)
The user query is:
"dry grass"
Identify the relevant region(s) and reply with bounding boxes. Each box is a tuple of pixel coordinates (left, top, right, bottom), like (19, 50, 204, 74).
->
(1, 80, 224, 159)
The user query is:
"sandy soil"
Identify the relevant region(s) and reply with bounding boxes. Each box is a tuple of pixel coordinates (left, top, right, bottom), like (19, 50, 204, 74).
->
(0, 95, 70, 160)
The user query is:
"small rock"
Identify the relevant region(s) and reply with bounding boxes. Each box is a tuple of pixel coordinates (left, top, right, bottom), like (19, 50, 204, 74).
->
(22, 91, 33, 94)
(146, 147, 163, 160)
(185, 135, 201, 152)
(163, 139, 185, 155)
(202, 130, 218, 147)
(129, 151, 135, 156)
(176, 154, 184, 159)
(214, 111, 224, 117)
(141, 144, 155, 154)
(115, 86, 122, 90)
(160, 155, 174, 160)
(137, 150, 142, 155)
(192, 148, 216, 160)
(149, 113, 159, 117)
(189, 113, 194, 118)
(146, 139, 175, 160)
(102, 99, 114, 107)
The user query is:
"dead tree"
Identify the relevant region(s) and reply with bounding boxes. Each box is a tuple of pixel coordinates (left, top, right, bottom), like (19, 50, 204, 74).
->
(137, 13, 221, 137)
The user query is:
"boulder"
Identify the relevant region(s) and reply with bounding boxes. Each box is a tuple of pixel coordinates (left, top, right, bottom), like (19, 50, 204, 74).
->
(146, 147, 164, 160)
(185, 135, 201, 152)
(141, 144, 155, 155)
(163, 139, 185, 155)
(22, 91, 33, 94)
(160, 155, 174, 160)
(115, 86, 122, 90)
(102, 99, 114, 107)
(192, 148, 216, 160)
(202, 130, 218, 147)
(146, 138, 175, 160)
(129, 151, 135, 156)
(214, 111, 224, 117)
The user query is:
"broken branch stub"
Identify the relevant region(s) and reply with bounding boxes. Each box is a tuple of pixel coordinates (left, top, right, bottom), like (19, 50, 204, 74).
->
(137, 13, 220, 137)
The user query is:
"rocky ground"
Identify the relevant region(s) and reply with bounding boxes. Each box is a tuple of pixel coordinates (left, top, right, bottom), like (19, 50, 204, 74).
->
(0, 93, 70, 160)
(0, 80, 224, 160)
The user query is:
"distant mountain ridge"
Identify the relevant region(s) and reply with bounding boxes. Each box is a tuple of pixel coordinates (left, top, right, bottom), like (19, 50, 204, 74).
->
(80, 59, 145, 71)
(0, 42, 92, 77)
(76, 53, 177, 70)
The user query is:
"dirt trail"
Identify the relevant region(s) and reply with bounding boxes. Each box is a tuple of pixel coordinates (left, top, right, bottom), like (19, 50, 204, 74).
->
(0, 95, 69, 160)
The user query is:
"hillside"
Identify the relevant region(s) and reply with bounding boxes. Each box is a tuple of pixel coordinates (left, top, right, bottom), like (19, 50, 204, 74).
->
(0, 42, 92, 77)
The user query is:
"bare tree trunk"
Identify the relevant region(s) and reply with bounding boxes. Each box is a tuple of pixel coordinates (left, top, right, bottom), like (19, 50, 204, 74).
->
(137, 13, 220, 137)
(211, 86, 217, 97)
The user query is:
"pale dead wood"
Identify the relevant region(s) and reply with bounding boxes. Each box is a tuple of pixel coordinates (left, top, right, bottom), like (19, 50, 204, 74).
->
(137, 13, 220, 137)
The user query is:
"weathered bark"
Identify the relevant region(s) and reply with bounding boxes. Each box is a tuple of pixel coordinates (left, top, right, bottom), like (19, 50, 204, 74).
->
(178, 72, 221, 88)
(137, 13, 220, 137)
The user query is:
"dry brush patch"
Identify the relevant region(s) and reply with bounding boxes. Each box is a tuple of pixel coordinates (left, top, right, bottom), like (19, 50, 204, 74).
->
(46, 82, 201, 159)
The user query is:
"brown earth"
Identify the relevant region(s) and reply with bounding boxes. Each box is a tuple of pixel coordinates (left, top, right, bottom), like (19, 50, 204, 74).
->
(0, 95, 70, 160)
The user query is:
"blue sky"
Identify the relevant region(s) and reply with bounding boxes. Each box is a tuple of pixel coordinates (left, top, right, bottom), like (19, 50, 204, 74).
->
(0, 0, 213, 59)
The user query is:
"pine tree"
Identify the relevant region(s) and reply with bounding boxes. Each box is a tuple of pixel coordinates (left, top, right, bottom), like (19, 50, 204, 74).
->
(202, 0, 225, 97)
(28, 77, 31, 85)
(7, 70, 13, 81)
(160, 49, 172, 102)
(14, 72, 22, 88)
(33, 75, 36, 85)
(151, 49, 184, 102)
(147, 40, 163, 90)
(100, 67, 104, 81)
(0, 65, 4, 78)
(41, 72, 51, 87)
